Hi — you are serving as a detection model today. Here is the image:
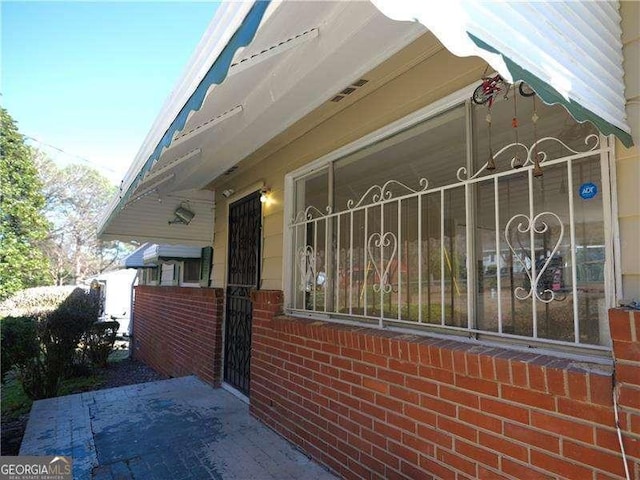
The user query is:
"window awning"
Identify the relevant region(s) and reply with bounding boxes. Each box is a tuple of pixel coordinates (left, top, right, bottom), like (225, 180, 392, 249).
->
(123, 243, 153, 269)
(371, 0, 633, 147)
(142, 244, 202, 265)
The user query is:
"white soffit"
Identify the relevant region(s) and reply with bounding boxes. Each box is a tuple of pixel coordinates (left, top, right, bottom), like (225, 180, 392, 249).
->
(100, 189, 214, 247)
(371, 0, 633, 146)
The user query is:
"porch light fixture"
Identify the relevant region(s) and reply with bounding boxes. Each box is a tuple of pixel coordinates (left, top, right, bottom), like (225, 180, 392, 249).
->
(259, 188, 271, 204)
(169, 204, 195, 225)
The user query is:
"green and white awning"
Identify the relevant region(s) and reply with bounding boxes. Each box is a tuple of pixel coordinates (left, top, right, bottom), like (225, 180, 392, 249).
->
(371, 0, 633, 147)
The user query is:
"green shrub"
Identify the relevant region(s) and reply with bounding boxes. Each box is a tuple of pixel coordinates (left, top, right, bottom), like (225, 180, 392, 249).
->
(0, 313, 58, 399)
(81, 321, 119, 368)
(0, 288, 100, 399)
(1, 316, 39, 383)
(0, 285, 77, 318)
(46, 288, 100, 367)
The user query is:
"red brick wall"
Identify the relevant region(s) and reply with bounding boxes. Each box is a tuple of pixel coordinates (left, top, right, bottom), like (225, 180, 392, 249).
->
(610, 309, 640, 479)
(251, 290, 640, 480)
(132, 286, 223, 386)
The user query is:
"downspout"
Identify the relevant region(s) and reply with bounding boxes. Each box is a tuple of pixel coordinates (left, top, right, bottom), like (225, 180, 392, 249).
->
(128, 271, 138, 359)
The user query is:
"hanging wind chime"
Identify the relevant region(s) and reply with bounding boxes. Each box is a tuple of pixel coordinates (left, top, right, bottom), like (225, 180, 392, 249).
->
(486, 108, 496, 171)
(483, 82, 543, 176)
(531, 94, 543, 177)
(512, 90, 523, 169)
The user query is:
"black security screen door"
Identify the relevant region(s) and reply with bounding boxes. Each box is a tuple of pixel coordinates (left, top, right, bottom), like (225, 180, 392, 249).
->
(224, 191, 261, 396)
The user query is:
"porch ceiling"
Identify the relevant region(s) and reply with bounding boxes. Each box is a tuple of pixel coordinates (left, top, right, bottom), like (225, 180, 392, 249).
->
(100, 188, 214, 246)
(98, 0, 426, 244)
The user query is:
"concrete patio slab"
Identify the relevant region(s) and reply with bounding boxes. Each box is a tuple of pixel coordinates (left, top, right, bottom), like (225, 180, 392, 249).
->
(20, 376, 337, 480)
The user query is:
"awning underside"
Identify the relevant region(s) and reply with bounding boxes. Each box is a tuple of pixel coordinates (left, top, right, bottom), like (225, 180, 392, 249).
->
(101, 188, 214, 247)
(99, 0, 426, 242)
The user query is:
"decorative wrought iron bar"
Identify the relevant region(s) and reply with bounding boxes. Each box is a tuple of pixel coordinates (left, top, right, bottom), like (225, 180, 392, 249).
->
(349, 210, 353, 315)
(440, 189, 445, 326)
(417, 195, 422, 323)
(568, 160, 580, 342)
(290, 134, 609, 349)
(397, 199, 402, 321)
(494, 176, 502, 333)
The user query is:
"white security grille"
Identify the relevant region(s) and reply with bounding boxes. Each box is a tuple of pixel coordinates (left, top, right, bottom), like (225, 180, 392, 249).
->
(289, 122, 613, 351)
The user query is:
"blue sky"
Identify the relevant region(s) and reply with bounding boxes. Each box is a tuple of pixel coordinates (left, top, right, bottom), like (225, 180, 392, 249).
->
(2, 1, 218, 184)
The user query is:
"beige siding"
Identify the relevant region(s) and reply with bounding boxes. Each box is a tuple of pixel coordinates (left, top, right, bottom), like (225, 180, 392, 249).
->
(617, 1, 640, 300)
(209, 34, 485, 289)
(615, 142, 640, 299)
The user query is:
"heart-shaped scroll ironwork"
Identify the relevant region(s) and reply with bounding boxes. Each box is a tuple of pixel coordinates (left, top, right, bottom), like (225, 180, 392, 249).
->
(367, 232, 397, 294)
(297, 245, 316, 292)
(504, 211, 564, 303)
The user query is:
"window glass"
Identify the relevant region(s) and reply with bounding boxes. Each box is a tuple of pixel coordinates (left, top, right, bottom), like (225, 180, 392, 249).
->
(183, 259, 201, 284)
(145, 267, 158, 284)
(290, 88, 610, 349)
(160, 264, 175, 285)
(472, 92, 604, 344)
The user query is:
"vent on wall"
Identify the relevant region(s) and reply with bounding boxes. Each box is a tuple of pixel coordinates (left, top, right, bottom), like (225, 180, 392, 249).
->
(331, 78, 369, 102)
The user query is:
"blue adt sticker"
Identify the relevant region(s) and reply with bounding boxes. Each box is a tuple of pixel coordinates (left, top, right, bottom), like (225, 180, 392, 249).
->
(579, 182, 598, 200)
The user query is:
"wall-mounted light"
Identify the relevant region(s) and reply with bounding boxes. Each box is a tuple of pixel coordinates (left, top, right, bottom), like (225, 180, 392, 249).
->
(222, 189, 235, 198)
(260, 187, 271, 204)
(169, 203, 195, 225)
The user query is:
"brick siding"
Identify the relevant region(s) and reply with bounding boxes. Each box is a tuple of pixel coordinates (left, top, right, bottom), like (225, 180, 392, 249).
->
(251, 290, 640, 480)
(132, 286, 223, 386)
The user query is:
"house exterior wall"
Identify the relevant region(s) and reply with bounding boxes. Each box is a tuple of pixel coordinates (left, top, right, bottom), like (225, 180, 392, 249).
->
(132, 286, 223, 386)
(121, 8, 640, 480)
(251, 290, 639, 480)
(209, 32, 639, 308)
(618, 1, 640, 300)
(202, 25, 639, 479)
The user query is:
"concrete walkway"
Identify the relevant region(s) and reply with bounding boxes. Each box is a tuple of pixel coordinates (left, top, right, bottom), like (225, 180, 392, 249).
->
(20, 376, 337, 480)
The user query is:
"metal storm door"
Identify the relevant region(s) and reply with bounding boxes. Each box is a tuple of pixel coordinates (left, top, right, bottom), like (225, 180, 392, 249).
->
(224, 191, 261, 396)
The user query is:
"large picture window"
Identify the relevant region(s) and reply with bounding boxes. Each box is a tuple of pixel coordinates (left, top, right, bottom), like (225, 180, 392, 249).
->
(288, 88, 614, 352)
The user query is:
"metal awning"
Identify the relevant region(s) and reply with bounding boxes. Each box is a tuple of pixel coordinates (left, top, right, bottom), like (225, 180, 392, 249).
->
(123, 243, 153, 268)
(142, 244, 202, 264)
(98, 0, 426, 242)
(99, 0, 633, 244)
(371, 0, 633, 147)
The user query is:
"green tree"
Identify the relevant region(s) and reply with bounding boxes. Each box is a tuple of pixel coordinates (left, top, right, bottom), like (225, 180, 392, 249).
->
(35, 155, 133, 284)
(0, 108, 52, 300)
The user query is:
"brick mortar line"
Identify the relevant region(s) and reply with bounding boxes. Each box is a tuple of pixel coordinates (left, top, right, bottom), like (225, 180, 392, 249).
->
(265, 325, 612, 388)
(255, 357, 632, 477)
(268, 314, 616, 369)
(265, 347, 618, 436)
(257, 360, 620, 444)
(532, 442, 629, 478)
(497, 455, 569, 480)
